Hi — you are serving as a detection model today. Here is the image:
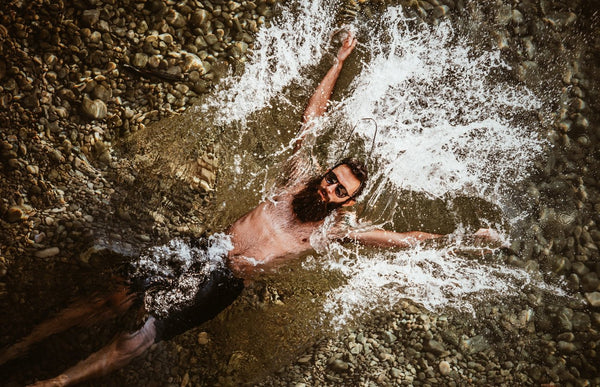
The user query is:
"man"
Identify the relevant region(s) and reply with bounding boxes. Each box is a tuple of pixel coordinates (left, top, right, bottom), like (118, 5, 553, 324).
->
(1, 31, 496, 386)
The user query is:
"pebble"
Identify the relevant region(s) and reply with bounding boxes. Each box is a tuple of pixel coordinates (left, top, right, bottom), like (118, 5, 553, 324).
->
(6, 207, 26, 222)
(34, 247, 60, 258)
(197, 331, 209, 345)
(585, 292, 600, 307)
(81, 96, 107, 120)
(439, 360, 451, 376)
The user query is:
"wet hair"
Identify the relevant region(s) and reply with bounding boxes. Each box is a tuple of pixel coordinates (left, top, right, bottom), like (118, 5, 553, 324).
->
(332, 157, 368, 199)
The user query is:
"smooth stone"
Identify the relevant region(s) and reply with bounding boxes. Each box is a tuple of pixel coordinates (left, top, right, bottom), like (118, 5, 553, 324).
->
(81, 96, 107, 119)
(35, 247, 60, 258)
(426, 340, 446, 355)
(439, 360, 451, 376)
(165, 9, 186, 28)
(330, 359, 349, 373)
(197, 331, 209, 345)
(461, 335, 488, 354)
(6, 207, 25, 222)
(582, 273, 599, 292)
(572, 312, 591, 331)
(190, 9, 210, 27)
(557, 308, 573, 331)
(512, 9, 524, 23)
(585, 292, 600, 307)
(132, 52, 149, 68)
(92, 84, 112, 101)
(557, 341, 576, 353)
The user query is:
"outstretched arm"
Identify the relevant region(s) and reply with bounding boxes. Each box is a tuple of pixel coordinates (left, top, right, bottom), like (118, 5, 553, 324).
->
(346, 229, 443, 248)
(293, 31, 358, 152)
(345, 228, 501, 249)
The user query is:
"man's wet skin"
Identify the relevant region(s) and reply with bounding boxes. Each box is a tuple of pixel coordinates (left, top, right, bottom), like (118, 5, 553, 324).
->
(226, 163, 362, 277)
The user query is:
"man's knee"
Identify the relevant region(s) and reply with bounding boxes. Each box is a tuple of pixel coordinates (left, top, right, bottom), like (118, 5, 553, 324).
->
(115, 317, 157, 359)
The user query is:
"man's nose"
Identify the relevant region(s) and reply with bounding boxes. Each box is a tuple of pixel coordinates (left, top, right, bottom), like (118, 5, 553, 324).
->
(325, 184, 337, 197)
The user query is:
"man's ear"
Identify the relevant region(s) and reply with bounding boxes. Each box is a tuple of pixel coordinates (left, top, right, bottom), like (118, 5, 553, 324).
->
(342, 199, 356, 207)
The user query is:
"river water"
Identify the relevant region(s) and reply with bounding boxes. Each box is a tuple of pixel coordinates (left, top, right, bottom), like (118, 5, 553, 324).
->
(2, 0, 598, 385)
(181, 0, 569, 329)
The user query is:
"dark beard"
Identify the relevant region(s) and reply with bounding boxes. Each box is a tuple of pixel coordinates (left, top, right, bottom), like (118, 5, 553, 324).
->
(292, 177, 342, 223)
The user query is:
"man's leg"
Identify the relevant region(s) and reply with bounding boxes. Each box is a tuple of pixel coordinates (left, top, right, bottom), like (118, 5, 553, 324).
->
(0, 285, 135, 365)
(27, 317, 157, 387)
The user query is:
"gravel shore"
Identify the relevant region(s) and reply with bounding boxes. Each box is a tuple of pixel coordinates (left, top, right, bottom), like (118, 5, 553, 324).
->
(1, 0, 599, 386)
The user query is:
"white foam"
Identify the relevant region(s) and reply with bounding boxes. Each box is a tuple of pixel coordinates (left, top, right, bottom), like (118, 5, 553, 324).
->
(201, 1, 336, 126)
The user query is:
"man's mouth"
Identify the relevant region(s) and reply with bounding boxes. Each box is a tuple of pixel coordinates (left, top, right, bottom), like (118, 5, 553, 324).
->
(318, 189, 327, 202)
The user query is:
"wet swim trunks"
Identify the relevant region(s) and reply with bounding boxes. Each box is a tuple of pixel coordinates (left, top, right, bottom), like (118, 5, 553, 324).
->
(127, 235, 244, 341)
(151, 266, 243, 341)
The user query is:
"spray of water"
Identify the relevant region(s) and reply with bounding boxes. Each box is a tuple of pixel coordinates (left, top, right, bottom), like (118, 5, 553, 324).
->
(201, 1, 337, 126)
(196, 1, 563, 327)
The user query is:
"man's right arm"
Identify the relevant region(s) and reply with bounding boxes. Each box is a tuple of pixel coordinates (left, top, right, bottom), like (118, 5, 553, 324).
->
(293, 31, 357, 153)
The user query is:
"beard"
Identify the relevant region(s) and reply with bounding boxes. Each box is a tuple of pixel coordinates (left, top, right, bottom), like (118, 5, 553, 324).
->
(292, 177, 342, 223)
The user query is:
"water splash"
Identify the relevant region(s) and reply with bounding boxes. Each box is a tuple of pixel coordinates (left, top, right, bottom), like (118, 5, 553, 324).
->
(197, 0, 561, 327)
(129, 234, 233, 318)
(202, 1, 336, 126)
(322, 241, 565, 328)
(335, 7, 544, 203)
(131, 233, 232, 279)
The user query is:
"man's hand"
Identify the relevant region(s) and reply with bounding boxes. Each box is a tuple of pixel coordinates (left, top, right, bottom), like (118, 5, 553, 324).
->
(473, 228, 504, 244)
(337, 31, 357, 62)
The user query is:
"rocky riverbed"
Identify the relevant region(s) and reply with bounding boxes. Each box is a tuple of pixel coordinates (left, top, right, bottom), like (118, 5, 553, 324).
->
(1, 0, 599, 386)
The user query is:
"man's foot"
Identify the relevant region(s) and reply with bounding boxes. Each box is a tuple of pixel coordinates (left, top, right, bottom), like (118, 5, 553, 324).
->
(27, 374, 70, 387)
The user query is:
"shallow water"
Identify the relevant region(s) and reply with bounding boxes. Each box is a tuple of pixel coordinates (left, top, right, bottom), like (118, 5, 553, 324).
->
(179, 0, 567, 329)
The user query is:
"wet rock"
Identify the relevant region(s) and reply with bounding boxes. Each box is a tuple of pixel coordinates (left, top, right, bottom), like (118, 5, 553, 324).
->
(6, 207, 26, 222)
(585, 292, 600, 307)
(557, 341, 576, 354)
(571, 312, 591, 332)
(329, 359, 349, 373)
(197, 331, 209, 345)
(460, 335, 488, 354)
(439, 360, 451, 375)
(81, 9, 101, 27)
(81, 96, 107, 120)
(132, 53, 149, 68)
(557, 308, 573, 331)
(35, 247, 60, 258)
(426, 339, 446, 356)
(166, 9, 187, 28)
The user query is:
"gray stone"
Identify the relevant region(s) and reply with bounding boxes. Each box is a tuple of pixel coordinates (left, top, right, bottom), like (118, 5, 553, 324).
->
(330, 359, 349, 373)
(81, 96, 107, 120)
(572, 312, 591, 331)
(426, 340, 446, 356)
(585, 292, 600, 307)
(439, 360, 451, 376)
(557, 308, 573, 331)
(35, 247, 60, 258)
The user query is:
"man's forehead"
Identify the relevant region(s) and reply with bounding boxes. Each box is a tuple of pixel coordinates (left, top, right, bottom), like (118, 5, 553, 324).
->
(332, 164, 361, 190)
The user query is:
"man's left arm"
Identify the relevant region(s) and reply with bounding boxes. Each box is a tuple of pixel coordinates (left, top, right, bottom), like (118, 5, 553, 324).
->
(345, 228, 500, 248)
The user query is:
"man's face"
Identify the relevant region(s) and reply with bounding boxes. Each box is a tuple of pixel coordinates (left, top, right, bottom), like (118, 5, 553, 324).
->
(292, 164, 361, 223)
(318, 164, 362, 205)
